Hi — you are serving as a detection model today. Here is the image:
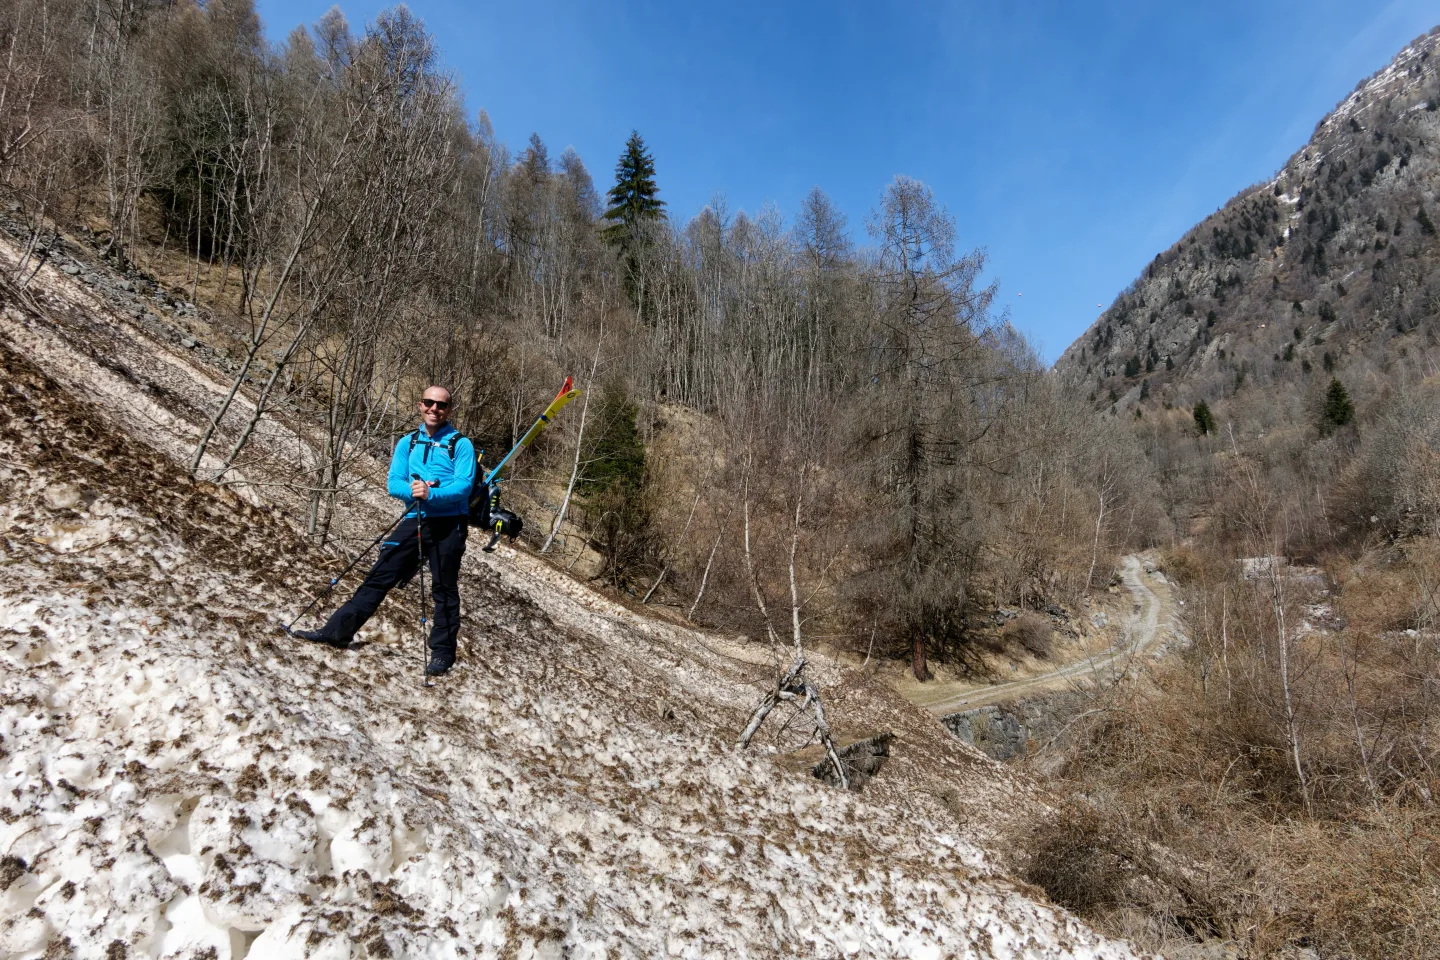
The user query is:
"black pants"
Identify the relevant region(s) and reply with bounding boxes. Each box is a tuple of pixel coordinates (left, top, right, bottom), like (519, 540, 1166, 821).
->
(319, 514, 468, 660)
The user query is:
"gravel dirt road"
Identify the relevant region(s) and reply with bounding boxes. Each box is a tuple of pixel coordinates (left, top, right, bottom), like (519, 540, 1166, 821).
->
(917, 554, 1175, 716)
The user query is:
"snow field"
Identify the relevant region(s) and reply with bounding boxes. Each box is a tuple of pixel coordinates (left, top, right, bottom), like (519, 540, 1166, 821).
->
(0, 326, 1144, 957)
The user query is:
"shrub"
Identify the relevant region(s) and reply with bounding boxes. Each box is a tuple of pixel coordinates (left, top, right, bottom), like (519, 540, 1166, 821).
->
(579, 383, 651, 586)
(1022, 805, 1129, 915)
(1157, 545, 1220, 586)
(1334, 544, 1439, 633)
(1004, 611, 1055, 658)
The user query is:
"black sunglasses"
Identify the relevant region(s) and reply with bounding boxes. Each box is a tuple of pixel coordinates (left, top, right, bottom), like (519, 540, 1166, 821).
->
(420, 398, 450, 410)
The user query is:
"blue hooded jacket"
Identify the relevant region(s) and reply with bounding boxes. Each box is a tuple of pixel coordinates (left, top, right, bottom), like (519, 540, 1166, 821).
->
(386, 423, 477, 519)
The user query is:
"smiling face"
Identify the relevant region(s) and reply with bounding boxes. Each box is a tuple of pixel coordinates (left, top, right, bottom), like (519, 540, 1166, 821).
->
(419, 386, 452, 430)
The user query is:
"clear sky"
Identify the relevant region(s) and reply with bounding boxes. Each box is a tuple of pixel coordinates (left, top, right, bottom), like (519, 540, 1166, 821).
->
(255, 0, 1438, 363)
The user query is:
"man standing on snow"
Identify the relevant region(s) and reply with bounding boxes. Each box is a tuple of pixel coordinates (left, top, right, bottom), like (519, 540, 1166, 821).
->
(294, 386, 476, 676)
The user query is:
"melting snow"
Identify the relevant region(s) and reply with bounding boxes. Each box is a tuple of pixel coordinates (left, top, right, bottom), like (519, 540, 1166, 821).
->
(0, 277, 1144, 958)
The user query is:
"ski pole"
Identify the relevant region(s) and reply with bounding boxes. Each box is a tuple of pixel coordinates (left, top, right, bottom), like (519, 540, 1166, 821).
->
(281, 502, 412, 635)
(413, 474, 433, 676)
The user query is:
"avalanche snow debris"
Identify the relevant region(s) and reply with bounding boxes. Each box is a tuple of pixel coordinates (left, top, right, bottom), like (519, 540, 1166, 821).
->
(0, 257, 1146, 957)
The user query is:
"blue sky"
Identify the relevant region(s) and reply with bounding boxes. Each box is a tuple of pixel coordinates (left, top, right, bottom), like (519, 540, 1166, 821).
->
(256, 0, 1438, 363)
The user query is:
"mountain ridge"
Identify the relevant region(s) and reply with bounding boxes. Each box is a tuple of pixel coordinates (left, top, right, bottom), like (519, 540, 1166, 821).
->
(1054, 25, 1440, 428)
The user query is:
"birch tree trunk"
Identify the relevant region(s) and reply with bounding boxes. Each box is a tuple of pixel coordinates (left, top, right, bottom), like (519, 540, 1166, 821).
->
(1270, 555, 1309, 811)
(742, 470, 781, 647)
(542, 335, 602, 554)
(643, 488, 701, 603)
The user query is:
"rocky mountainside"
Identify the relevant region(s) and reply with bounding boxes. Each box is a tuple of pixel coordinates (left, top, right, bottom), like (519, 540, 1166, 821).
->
(0, 238, 1145, 954)
(1055, 26, 1440, 425)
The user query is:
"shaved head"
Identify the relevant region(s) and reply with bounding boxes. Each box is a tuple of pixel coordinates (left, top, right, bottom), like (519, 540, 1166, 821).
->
(418, 386, 453, 430)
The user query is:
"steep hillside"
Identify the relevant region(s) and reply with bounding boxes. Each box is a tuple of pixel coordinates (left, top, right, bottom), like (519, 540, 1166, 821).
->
(1031, 29, 1440, 959)
(1056, 27, 1440, 426)
(0, 237, 1144, 955)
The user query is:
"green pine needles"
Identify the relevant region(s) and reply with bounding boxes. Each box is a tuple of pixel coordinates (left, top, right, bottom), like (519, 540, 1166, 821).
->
(601, 131, 665, 253)
(579, 383, 650, 586)
(1193, 400, 1216, 436)
(1321, 378, 1354, 434)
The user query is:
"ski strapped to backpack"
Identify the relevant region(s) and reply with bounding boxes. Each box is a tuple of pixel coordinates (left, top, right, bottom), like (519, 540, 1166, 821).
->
(484, 377, 581, 486)
(471, 376, 582, 552)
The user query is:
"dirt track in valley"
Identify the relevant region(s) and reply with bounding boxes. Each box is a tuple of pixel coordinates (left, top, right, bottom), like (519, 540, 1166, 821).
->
(915, 554, 1175, 716)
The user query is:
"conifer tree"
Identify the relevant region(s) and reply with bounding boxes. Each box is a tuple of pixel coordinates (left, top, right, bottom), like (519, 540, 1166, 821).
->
(580, 383, 650, 586)
(1193, 400, 1215, 436)
(1416, 204, 1437, 236)
(1321, 378, 1354, 433)
(601, 131, 664, 253)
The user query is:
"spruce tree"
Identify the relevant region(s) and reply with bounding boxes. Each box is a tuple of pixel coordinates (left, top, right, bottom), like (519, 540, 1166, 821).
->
(1417, 205, 1437, 236)
(1193, 400, 1215, 436)
(1321, 378, 1354, 433)
(580, 383, 650, 586)
(601, 131, 665, 253)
